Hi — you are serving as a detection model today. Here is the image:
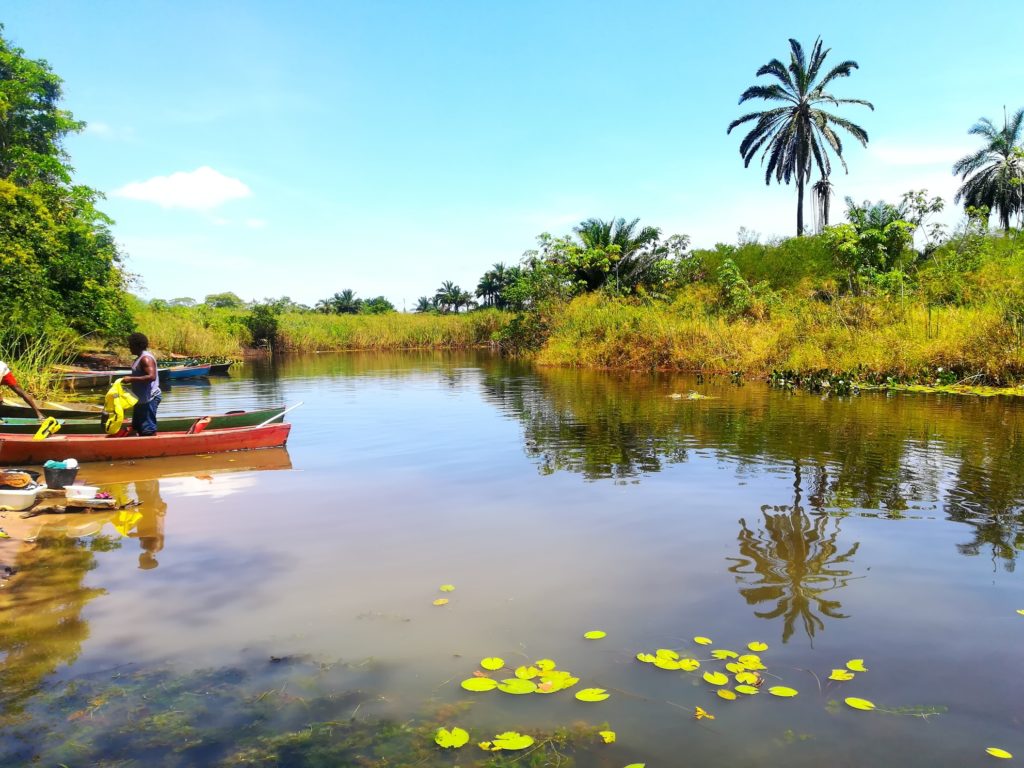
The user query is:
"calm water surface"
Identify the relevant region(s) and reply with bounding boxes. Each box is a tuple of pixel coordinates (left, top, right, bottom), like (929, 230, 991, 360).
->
(2, 352, 1023, 766)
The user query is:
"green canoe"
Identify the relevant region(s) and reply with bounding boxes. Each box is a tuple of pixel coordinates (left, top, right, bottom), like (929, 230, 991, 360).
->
(0, 406, 287, 435)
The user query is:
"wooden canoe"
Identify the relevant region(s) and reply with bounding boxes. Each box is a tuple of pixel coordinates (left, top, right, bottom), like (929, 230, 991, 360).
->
(0, 406, 287, 435)
(0, 423, 292, 465)
(0, 399, 106, 419)
(162, 365, 212, 380)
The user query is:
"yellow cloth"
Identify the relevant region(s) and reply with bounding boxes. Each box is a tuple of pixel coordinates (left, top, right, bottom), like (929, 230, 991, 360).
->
(103, 379, 139, 435)
(32, 416, 62, 441)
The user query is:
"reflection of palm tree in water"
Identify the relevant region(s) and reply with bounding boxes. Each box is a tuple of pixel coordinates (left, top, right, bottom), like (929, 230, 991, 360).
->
(726, 462, 861, 644)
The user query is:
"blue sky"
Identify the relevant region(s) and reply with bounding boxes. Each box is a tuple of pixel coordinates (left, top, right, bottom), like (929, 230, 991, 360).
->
(4, 1, 1023, 308)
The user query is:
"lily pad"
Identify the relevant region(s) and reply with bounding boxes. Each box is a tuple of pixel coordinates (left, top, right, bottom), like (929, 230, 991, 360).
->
(735, 684, 760, 695)
(435, 726, 469, 748)
(461, 678, 498, 692)
(717, 689, 737, 700)
(654, 657, 682, 671)
(623, 764, 647, 768)
(492, 731, 535, 750)
(497, 678, 537, 694)
(584, 630, 607, 640)
(747, 641, 769, 652)
(535, 658, 556, 671)
(656, 648, 680, 660)
(846, 659, 868, 672)
(678, 658, 701, 671)
(725, 662, 745, 674)
(768, 686, 798, 698)
(575, 687, 610, 702)
(735, 672, 759, 685)
(432, 598, 449, 606)
(711, 649, 739, 659)
(845, 697, 876, 711)
(703, 671, 729, 686)
(514, 665, 539, 680)
(636, 652, 657, 663)
(829, 669, 855, 681)
(480, 657, 504, 671)
(439, 584, 455, 592)
(693, 636, 713, 645)
(598, 730, 616, 744)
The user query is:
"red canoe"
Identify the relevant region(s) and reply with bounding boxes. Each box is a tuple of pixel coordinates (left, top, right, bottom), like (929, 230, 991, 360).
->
(0, 423, 292, 465)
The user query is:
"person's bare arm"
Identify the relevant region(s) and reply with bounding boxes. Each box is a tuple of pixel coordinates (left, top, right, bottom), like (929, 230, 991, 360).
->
(122, 355, 157, 385)
(8, 382, 45, 420)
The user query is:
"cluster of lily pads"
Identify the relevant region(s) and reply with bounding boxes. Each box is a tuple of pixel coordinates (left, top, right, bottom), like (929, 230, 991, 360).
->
(458, 653, 608, 702)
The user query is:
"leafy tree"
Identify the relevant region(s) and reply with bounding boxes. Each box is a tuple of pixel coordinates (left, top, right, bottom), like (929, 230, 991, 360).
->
(0, 24, 83, 185)
(360, 296, 395, 314)
(169, 297, 196, 307)
(245, 303, 278, 348)
(0, 27, 131, 341)
(204, 291, 245, 309)
(953, 107, 1024, 233)
(727, 37, 874, 236)
(823, 197, 914, 291)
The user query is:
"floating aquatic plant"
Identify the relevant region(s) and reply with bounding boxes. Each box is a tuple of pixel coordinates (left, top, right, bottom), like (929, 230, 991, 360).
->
(434, 726, 469, 748)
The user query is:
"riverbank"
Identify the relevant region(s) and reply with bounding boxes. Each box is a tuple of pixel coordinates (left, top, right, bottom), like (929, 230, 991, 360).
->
(536, 291, 1024, 387)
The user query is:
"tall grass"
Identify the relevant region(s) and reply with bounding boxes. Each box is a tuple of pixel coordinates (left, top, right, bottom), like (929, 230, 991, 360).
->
(132, 305, 509, 355)
(277, 310, 507, 351)
(537, 290, 1024, 384)
(0, 331, 78, 400)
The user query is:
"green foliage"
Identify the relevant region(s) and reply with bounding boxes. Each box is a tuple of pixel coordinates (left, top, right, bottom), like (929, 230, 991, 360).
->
(0, 27, 132, 343)
(434, 281, 474, 313)
(360, 296, 396, 315)
(245, 303, 280, 347)
(0, 25, 84, 185)
(823, 198, 915, 292)
(317, 289, 362, 314)
(715, 258, 778, 318)
(204, 291, 246, 309)
(695, 234, 838, 291)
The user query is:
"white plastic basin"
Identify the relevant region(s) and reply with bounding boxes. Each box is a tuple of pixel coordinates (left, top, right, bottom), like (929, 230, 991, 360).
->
(0, 486, 40, 511)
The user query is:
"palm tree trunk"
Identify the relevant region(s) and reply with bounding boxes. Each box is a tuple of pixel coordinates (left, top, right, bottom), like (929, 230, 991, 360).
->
(797, 175, 805, 236)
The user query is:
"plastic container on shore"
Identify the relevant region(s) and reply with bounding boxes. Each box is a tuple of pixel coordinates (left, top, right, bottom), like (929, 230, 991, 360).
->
(64, 485, 99, 501)
(0, 486, 40, 511)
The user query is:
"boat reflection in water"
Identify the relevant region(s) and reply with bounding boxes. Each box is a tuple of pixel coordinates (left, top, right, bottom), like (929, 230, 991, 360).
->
(0, 448, 292, 716)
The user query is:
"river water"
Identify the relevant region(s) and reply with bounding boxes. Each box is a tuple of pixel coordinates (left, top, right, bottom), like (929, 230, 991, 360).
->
(1, 352, 1022, 766)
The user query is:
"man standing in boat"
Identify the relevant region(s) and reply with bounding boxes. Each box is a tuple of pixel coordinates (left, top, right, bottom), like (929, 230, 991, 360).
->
(121, 333, 161, 435)
(0, 361, 46, 420)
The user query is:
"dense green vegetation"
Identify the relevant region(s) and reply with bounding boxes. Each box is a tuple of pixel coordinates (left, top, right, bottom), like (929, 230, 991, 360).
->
(0, 25, 131, 355)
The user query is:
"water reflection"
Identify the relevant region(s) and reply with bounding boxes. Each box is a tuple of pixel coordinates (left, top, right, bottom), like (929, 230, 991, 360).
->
(727, 463, 860, 644)
(480, 365, 1024, 566)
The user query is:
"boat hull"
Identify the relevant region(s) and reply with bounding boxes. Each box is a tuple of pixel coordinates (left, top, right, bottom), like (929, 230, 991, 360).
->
(0, 423, 292, 465)
(0, 400, 106, 418)
(0, 406, 287, 435)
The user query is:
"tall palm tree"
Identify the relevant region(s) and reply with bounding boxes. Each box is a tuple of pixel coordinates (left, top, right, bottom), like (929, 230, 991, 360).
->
(414, 296, 436, 313)
(727, 38, 874, 236)
(435, 281, 461, 314)
(953, 107, 1024, 233)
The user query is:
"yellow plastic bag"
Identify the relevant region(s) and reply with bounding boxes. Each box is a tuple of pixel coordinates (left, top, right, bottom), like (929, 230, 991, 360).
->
(104, 379, 139, 435)
(32, 416, 62, 441)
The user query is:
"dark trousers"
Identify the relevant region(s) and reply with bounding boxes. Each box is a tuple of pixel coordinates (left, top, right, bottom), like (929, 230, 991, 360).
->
(132, 394, 161, 436)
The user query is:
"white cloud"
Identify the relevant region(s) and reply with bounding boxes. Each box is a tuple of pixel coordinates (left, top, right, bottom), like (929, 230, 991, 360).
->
(114, 166, 251, 210)
(245, 218, 267, 229)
